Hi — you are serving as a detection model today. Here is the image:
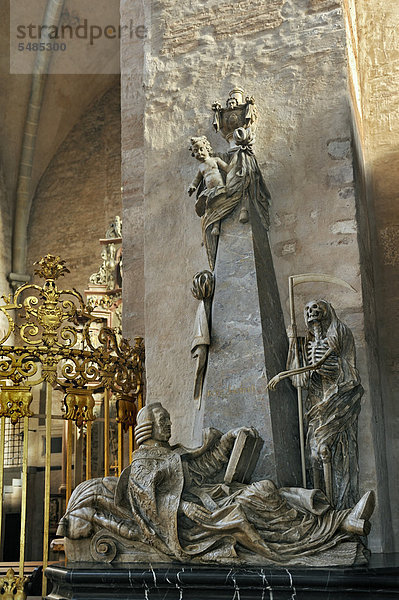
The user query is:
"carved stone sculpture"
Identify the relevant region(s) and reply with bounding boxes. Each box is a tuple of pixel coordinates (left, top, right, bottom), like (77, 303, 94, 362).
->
(269, 300, 363, 510)
(57, 402, 374, 566)
(188, 90, 270, 270)
(191, 270, 214, 405)
(89, 215, 122, 290)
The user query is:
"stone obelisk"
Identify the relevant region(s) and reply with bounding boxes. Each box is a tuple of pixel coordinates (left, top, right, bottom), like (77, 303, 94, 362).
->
(191, 88, 301, 486)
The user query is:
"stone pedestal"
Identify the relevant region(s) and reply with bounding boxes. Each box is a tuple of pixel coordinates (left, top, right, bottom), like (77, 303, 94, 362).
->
(195, 202, 301, 485)
(45, 554, 399, 599)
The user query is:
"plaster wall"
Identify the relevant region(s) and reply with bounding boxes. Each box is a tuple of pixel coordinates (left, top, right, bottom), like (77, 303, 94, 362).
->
(26, 84, 122, 293)
(0, 163, 11, 342)
(0, 0, 117, 208)
(0, 164, 12, 304)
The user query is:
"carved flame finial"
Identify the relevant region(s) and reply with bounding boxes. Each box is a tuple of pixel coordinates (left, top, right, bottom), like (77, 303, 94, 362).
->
(34, 255, 70, 280)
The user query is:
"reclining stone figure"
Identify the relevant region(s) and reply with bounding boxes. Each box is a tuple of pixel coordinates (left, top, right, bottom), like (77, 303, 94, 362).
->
(57, 402, 375, 566)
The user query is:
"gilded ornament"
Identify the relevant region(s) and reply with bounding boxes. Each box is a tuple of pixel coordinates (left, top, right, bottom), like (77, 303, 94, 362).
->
(0, 255, 144, 425)
(0, 387, 33, 425)
(0, 568, 27, 600)
(64, 389, 95, 428)
(116, 394, 137, 432)
(34, 254, 70, 280)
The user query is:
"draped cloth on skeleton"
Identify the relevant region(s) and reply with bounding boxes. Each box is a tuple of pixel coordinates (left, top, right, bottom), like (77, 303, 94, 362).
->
(304, 302, 363, 509)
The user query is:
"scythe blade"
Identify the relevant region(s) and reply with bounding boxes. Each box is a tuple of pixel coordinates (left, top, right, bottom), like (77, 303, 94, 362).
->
(289, 273, 357, 292)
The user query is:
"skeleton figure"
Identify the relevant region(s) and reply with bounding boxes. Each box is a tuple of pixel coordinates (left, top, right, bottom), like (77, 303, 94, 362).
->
(293, 300, 363, 510)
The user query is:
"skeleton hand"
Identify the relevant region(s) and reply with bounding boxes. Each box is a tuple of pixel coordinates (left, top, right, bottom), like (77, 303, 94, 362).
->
(319, 445, 331, 463)
(267, 374, 281, 390)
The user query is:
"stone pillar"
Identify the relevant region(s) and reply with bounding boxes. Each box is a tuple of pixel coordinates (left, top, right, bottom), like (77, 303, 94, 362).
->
(345, 0, 398, 551)
(121, 0, 145, 340)
(197, 202, 301, 485)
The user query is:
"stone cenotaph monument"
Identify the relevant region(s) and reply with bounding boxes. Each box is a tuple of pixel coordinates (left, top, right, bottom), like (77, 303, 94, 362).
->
(46, 87, 381, 599)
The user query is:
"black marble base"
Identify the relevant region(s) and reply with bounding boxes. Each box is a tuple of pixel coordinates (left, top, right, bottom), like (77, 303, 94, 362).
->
(45, 554, 399, 600)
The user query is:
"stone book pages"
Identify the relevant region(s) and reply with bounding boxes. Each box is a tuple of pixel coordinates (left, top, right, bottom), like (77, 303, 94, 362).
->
(224, 430, 264, 484)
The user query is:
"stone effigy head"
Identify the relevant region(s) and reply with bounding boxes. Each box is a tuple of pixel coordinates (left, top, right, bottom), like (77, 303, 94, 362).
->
(134, 402, 172, 446)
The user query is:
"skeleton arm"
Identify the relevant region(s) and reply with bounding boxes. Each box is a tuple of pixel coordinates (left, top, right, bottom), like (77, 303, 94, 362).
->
(267, 348, 333, 390)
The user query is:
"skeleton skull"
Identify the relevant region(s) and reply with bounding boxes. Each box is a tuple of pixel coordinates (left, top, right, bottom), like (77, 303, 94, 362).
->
(305, 300, 328, 325)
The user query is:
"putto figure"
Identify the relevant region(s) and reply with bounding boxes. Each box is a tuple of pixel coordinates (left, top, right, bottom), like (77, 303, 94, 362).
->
(57, 402, 374, 566)
(269, 300, 363, 510)
(188, 89, 271, 270)
(188, 135, 230, 238)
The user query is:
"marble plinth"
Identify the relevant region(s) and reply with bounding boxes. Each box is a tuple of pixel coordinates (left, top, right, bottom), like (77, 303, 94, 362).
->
(45, 555, 399, 599)
(195, 202, 301, 485)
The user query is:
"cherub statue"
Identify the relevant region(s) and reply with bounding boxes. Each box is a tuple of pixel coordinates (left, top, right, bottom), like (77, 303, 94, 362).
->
(188, 135, 229, 238)
(188, 127, 271, 270)
(57, 402, 374, 566)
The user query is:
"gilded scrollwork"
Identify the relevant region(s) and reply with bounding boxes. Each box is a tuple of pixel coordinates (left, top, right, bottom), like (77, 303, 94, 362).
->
(0, 255, 145, 425)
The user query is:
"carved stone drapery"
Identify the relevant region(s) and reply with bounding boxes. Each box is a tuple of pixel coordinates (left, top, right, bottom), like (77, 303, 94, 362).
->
(56, 402, 375, 567)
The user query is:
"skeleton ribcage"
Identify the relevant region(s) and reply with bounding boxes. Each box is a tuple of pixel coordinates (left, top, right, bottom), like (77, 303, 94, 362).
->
(307, 338, 329, 365)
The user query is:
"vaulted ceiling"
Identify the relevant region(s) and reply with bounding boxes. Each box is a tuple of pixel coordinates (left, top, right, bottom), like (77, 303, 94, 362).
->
(0, 1, 118, 208)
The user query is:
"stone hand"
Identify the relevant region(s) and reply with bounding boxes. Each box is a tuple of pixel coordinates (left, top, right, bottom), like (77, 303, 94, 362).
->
(229, 426, 259, 439)
(180, 500, 212, 521)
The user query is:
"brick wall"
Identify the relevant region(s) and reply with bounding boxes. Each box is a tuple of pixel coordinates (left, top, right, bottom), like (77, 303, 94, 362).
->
(27, 83, 122, 295)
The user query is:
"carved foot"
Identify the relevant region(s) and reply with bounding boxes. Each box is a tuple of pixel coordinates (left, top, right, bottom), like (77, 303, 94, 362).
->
(239, 208, 249, 223)
(351, 490, 376, 521)
(211, 223, 220, 236)
(341, 491, 375, 536)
